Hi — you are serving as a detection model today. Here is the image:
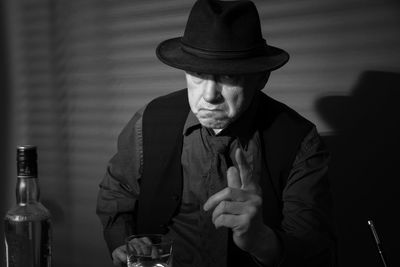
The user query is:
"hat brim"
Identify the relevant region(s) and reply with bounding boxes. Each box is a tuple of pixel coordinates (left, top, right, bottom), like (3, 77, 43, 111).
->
(156, 37, 289, 75)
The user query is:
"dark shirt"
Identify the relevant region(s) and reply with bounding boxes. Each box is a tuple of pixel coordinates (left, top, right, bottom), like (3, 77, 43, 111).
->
(96, 103, 332, 266)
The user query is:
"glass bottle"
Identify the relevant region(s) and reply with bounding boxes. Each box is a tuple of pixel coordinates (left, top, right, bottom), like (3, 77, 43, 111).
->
(4, 145, 52, 267)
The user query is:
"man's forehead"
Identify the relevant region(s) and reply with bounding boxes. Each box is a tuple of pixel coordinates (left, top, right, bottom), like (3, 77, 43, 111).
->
(186, 71, 241, 77)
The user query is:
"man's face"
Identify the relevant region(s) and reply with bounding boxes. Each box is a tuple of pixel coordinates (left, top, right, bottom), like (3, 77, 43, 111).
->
(186, 71, 268, 130)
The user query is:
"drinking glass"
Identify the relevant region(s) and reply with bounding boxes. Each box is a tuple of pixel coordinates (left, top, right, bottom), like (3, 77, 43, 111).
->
(126, 234, 173, 267)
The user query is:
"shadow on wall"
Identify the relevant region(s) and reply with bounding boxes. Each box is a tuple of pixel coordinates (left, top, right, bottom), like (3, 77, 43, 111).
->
(317, 71, 400, 267)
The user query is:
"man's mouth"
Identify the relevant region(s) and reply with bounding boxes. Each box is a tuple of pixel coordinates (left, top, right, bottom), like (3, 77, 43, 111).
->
(199, 108, 223, 112)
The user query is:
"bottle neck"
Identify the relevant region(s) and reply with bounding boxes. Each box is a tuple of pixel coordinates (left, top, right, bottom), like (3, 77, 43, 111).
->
(15, 146, 40, 205)
(16, 177, 40, 205)
(16, 157, 39, 205)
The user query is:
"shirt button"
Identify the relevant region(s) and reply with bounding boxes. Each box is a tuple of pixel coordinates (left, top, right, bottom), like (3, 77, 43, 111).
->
(172, 194, 180, 201)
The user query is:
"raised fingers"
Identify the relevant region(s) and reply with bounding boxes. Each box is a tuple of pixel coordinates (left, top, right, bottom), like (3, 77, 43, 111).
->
(236, 148, 262, 193)
(227, 166, 242, 189)
(235, 148, 252, 189)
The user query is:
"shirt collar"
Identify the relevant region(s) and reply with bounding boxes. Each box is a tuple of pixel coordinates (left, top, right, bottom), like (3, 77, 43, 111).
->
(183, 110, 202, 136)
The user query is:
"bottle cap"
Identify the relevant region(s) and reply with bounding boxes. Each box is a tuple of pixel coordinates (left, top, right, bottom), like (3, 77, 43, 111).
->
(16, 145, 37, 162)
(16, 145, 38, 177)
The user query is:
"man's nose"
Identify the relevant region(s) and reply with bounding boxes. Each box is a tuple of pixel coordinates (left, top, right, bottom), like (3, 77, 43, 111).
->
(203, 78, 222, 104)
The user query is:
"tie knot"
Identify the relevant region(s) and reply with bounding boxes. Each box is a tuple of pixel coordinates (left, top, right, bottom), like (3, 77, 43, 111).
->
(208, 135, 232, 154)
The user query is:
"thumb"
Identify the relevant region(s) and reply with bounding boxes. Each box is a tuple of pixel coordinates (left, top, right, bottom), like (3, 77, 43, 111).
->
(227, 166, 241, 189)
(112, 246, 127, 266)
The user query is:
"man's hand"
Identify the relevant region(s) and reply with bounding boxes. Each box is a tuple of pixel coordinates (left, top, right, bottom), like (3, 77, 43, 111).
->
(203, 148, 265, 253)
(113, 237, 159, 266)
(112, 244, 127, 266)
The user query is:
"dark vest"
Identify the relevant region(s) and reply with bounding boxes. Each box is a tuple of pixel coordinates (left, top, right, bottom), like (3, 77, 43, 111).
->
(137, 89, 313, 265)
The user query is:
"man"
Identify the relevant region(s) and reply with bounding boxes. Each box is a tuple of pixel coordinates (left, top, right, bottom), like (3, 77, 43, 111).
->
(96, 0, 335, 266)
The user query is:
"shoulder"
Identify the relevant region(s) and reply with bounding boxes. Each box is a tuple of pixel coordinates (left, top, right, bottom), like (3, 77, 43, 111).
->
(256, 91, 314, 132)
(143, 89, 190, 126)
(146, 89, 188, 109)
(141, 89, 190, 141)
(119, 105, 146, 139)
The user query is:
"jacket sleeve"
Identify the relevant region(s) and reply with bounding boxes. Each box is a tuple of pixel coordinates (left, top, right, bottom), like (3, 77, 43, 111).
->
(96, 106, 145, 254)
(277, 127, 336, 266)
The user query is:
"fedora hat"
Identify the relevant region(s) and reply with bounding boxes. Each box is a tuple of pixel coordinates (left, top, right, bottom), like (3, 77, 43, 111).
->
(156, 0, 289, 75)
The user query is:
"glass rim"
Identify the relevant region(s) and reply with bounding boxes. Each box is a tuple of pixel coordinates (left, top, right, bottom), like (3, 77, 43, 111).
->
(125, 234, 173, 246)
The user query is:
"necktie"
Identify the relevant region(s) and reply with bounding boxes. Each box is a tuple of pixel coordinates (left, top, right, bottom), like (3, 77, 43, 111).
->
(206, 135, 233, 198)
(199, 134, 233, 267)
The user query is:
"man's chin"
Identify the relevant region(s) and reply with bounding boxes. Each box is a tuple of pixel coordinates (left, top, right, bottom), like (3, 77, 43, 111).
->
(198, 118, 230, 130)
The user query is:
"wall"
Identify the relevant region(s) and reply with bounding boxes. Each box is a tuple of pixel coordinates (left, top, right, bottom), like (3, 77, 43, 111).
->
(320, 71, 400, 266)
(0, 0, 11, 265)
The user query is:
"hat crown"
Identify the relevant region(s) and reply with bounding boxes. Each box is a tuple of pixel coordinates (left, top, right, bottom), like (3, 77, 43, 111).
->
(182, 0, 265, 52)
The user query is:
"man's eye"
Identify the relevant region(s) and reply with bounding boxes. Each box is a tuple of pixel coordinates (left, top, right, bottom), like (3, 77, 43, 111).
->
(192, 77, 203, 84)
(192, 74, 203, 83)
(187, 71, 203, 78)
(187, 71, 205, 83)
(220, 75, 238, 84)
